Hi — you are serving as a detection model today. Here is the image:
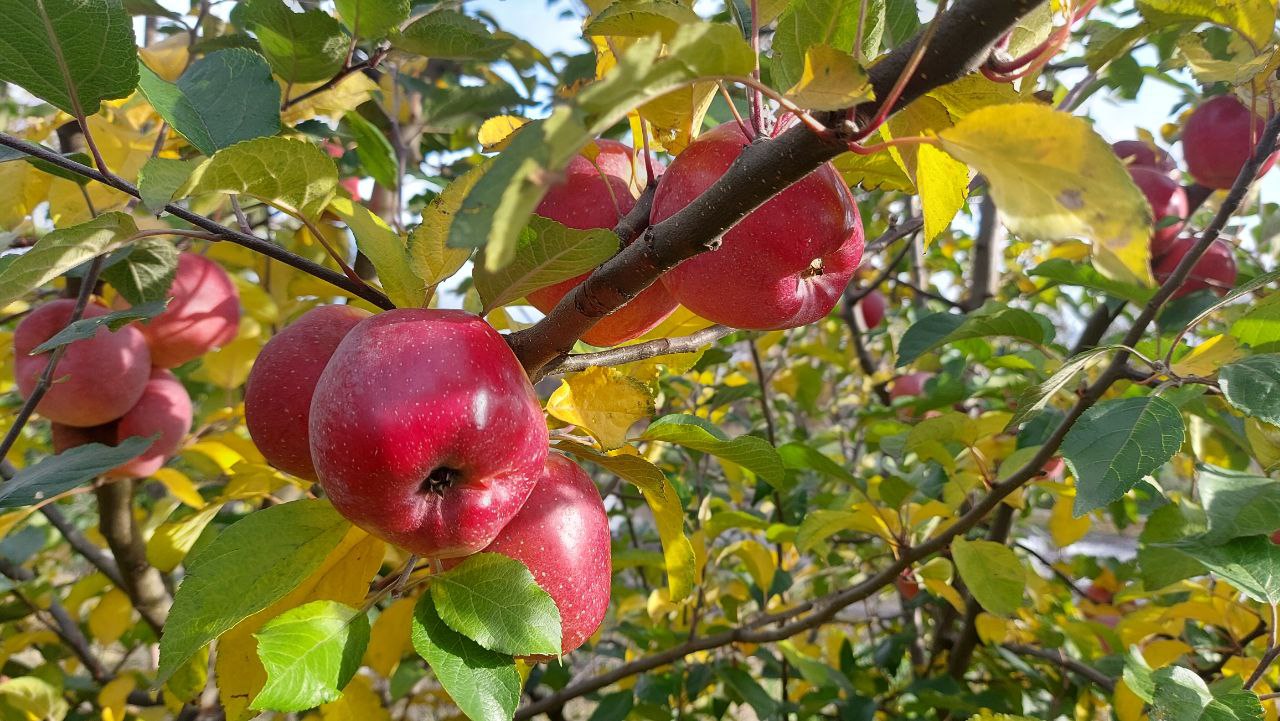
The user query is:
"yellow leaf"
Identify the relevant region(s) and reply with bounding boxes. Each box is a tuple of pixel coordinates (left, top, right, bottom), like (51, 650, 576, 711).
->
(319, 674, 390, 721)
(152, 468, 205, 508)
(929, 73, 1021, 119)
(546, 366, 655, 450)
(1246, 418, 1280, 471)
(147, 504, 221, 573)
(975, 613, 1010, 645)
(363, 597, 416, 677)
(1141, 0, 1278, 49)
(636, 305, 714, 341)
(1049, 489, 1091, 547)
(408, 164, 483, 294)
(48, 114, 155, 224)
(0, 158, 52, 227)
(1172, 334, 1243, 377)
(784, 44, 873, 111)
(1114, 681, 1146, 721)
(640, 82, 717, 154)
(917, 143, 970, 245)
(937, 103, 1154, 287)
(832, 142, 916, 192)
(182, 441, 246, 476)
(478, 115, 530, 151)
(282, 73, 379, 126)
(139, 34, 191, 82)
(99, 675, 137, 721)
(922, 577, 967, 612)
(189, 332, 262, 389)
(165, 647, 209, 705)
(88, 588, 134, 645)
(0, 677, 69, 721)
(719, 539, 776, 592)
(216, 527, 384, 721)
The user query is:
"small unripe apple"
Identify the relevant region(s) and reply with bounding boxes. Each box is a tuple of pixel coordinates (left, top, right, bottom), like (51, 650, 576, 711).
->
(1182, 96, 1278, 190)
(15, 300, 151, 427)
(117, 252, 240, 368)
(1112, 140, 1177, 176)
(854, 289, 887, 329)
(1152, 237, 1238, 299)
(889, 372, 933, 401)
(1128, 167, 1187, 255)
(52, 368, 192, 477)
(444, 454, 611, 658)
(310, 309, 548, 558)
(650, 122, 865, 330)
(526, 139, 677, 347)
(244, 305, 371, 480)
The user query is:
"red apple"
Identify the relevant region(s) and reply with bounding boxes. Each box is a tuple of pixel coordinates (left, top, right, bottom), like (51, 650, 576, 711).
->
(1129, 167, 1187, 255)
(526, 139, 677, 347)
(14, 300, 151, 427)
(244, 305, 371, 480)
(1084, 584, 1113, 605)
(118, 252, 240, 368)
(1153, 237, 1238, 299)
(889, 372, 933, 401)
(1182, 95, 1278, 190)
(340, 177, 361, 200)
(1112, 140, 1177, 175)
(896, 569, 920, 601)
(444, 454, 611, 658)
(855, 289, 887, 329)
(1270, 529, 1280, 545)
(1041, 456, 1066, 480)
(52, 369, 192, 477)
(309, 309, 548, 558)
(650, 122, 864, 330)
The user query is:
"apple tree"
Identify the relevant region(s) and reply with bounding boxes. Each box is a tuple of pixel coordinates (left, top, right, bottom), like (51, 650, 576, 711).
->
(1, 0, 1279, 720)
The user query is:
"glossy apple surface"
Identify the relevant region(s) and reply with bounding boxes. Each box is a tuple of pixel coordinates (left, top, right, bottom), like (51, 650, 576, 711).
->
(52, 368, 192, 478)
(650, 122, 864, 330)
(1129, 166, 1187, 255)
(309, 309, 548, 558)
(1153, 237, 1238, 298)
(245, 305, 371, 480)
(15, 300, 151, 427)
(1182, 96, 1278, 190)
(123, 252, 240, 368)
(1112, 140, 1177, 175)
(445, 454, 611, 658)
(526, 139, 677, 347)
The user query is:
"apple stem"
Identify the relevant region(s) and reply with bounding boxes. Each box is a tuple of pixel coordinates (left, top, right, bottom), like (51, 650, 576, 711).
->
(980, 0, 1097, 82)
(849, 0, 952, 143)
(747, 0, 766, 139)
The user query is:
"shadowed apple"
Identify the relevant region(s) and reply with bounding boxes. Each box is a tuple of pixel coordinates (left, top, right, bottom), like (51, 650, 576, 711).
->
(1153, 237, 1238, 299)
(1182, 96, 1278, 190)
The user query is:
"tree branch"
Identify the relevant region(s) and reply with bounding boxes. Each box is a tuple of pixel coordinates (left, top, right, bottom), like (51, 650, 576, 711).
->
(545, 325, 733, 375)
(1001, 643, 1116, 693)
(962, 193, 1003, 311)
(96, 481, 169, 634)
(0, 557, 111, 682)
(40, 505, 125, 588)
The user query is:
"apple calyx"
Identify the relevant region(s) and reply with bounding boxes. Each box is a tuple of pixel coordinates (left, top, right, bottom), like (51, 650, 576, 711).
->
(421, 466, 463, 496)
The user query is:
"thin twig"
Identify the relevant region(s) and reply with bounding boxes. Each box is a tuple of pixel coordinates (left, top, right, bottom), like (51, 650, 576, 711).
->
(546, 325, 734, 376)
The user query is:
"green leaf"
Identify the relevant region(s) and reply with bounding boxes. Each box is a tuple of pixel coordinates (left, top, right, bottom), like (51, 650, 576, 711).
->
(410, 594, 520, 721)
(329, 197, 424, 308)
(585, 0, 701, 40)
(0, 212, 138, 308)
(1063, 396, 1185, 516)
(473, 216, 619, 309)
(777, 442, 857, 484)
(136, 157, 195, 214)
(640, 414, 785, 484)
(408, 163, 481, 293)
(1231, 292, 1280, 354)
(30, 300, 168, 354)
(392, 10, 513, 60)
(137, 49, 281, 157)
(1153, 666, 1214, 721)
(251, 601, 371, 712)
(1138, 503, 1208, 591)
(1171, 535, 1280, 605)
(1197, 466, 1280, 543)
(1122, 646, 1156, 703)
(27, 150, 93, 185)
(950, 538, 1026, 617)
(898, 304, 1053, 366)
(158, 499, 350, 682)
(241, 0, 347, 83)
(99, 240, 178, 306)
(1137, 0, 1277, 48)
(795, 509, 871, 553)
(335, 0, 409, 39)
(772, 0, 867, 92)
(0, 0, 138, 115)
(717, 666, 780, 720)
(430, 553, 561, 658)
(179, 137, 338, 219)
(1029, 258, 1154, 305)
(782, 44, 873, 112)
(1007, 346, 1116, 429)
(1219, 355, 1280, 426)
(343, 111, 398, 190)
(123, 0, 180, 18)
(0, 436, 152, 509)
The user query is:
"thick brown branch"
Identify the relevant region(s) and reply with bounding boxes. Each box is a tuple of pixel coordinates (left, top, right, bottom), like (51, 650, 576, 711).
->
(96, 481, 169, 634)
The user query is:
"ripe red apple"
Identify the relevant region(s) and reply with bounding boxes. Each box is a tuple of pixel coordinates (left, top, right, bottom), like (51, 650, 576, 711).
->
(895, 569, 920, 601)
(889, 372, 933, 401)
(117, 252, 240, 368)
(1041, 456, 1066, 480)
(1112, 140, 1177, 175)
(14, 300, 151, 427)
(1270, 529, 1280, 545)
(1182, 95, 1279, 190)
(1084, 584, 1113, 605)
(444, 454, 611, 658)
(650, 122, 864, 330)
(244, 305, 371, 480)
(309, 309, 548, 558)
(526, 139, 677, 347)
(53, 368, 193, 477)
(1153, 237, 1238, 299)
(1129, 167, 1187, 255)
(854, 289, 887, 329)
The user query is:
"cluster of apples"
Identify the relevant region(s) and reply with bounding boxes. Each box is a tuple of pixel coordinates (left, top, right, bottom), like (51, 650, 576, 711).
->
(14, 253, 240, 477)
(1119, 94, 1276, 298)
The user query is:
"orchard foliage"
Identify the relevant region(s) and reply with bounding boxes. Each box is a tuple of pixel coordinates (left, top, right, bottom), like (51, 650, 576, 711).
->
(1, 0, 1280, 720)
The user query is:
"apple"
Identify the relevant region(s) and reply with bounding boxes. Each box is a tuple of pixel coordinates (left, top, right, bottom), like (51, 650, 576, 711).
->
(889, 372, 933, 401)
(118, 252, 240, 368)
(854, 289, 887, 329)
(650, 122, 864, 330)
(244, 305, 371, 480)
(309, 309, 548, 558)
(1270, 529, 1280, 545)
(1182, 95, 1278, 190)
(14, 300, 151, 427)
(53, 368, 193, 478)
(444, 454, 611, 658)
(1152, 237, 1238, 299)
(1041, 456, 1066, 480)
(1084, 584, 1113, 605)
(895, 569, 920, 601)
(526, 139, 677, 347)
(1129, 167, 1187, 255)
(1111, 140, 1177, 175)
